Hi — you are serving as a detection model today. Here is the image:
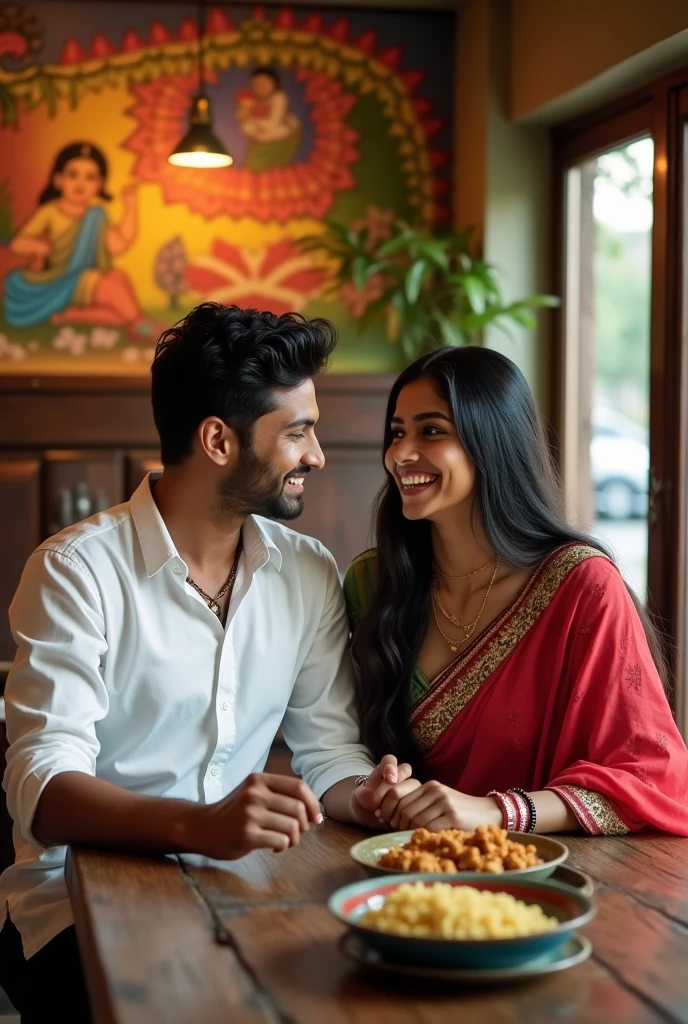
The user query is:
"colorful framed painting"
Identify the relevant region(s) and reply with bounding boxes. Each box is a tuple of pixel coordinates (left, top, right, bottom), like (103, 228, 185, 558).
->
(0, 2, 453, 374)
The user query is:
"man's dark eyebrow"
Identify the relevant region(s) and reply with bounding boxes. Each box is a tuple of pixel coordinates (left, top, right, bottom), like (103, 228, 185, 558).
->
(284, 418, 316, 429)
(390, 412, 454, 424)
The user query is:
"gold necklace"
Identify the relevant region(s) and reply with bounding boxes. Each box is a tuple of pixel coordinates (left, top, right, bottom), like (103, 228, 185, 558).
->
(431, 558, 500, 651)
(431, 599, 466, 653)
(434, 555, 496, 579)
(186, 542, 243, 619)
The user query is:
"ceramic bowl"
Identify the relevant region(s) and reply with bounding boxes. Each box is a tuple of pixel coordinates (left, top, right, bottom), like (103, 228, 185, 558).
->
(350, 829, 569, 881)
(328, 873, 595, 969)
(339, 930, 593, 982)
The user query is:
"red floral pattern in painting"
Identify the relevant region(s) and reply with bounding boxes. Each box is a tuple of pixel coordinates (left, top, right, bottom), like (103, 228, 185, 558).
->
(125, 69, 359, 223)
(185, 238, 327, 314)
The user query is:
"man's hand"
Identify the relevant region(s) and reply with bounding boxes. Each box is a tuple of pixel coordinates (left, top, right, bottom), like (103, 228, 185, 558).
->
(350, 754, 421, 828)
(182, 772, 323, 859)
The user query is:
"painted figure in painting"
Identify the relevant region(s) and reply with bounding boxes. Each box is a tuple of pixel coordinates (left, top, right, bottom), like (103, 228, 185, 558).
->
(236, 67, 301, 172)
(4, 142, 160, 343)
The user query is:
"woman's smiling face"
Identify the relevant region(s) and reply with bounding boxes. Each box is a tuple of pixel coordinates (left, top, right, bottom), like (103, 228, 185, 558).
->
(384, 376, 476, 522)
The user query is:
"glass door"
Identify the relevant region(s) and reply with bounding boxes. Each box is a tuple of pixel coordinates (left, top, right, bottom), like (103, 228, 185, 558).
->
(555, 75, 688, 736)
(560, 136, 653, 600)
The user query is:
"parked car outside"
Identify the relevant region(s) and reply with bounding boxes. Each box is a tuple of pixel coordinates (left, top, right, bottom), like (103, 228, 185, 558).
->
(591, 407, 649, 520)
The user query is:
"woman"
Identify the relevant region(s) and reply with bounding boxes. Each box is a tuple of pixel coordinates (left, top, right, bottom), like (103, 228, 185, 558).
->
(236, 67, 302, 172)
(5, 141, 159, 343)
(344, 346, 688, 836)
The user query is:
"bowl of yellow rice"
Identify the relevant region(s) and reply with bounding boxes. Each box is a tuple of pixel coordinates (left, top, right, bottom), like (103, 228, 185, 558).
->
(328, 873, 595, 968)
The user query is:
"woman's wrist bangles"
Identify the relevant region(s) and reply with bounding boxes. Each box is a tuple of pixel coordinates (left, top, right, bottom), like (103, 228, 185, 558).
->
(487, 788, 536, 833)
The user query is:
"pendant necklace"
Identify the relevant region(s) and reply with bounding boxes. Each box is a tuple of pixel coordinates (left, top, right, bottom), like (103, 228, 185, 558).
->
(186, 541, 243, 619)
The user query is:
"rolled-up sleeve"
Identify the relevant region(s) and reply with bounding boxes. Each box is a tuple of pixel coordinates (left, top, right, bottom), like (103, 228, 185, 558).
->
(4, 547, 109, 846)
(281, 552, 374, 798)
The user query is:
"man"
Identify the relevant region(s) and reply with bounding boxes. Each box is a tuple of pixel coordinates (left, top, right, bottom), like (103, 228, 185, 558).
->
(0, 303, 416, 1023)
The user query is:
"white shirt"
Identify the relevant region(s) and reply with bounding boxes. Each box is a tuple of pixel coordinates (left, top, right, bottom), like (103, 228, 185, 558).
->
(1, 475, 373, 958)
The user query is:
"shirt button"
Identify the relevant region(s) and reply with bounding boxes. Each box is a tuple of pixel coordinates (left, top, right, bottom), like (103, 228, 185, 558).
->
(210, 766, 219, 777)
(220, 702, 229, 712)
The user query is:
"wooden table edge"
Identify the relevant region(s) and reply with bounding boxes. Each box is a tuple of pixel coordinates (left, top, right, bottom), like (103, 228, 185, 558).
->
(67, 846, 276, 1024)
(67, 847, 121, 1024)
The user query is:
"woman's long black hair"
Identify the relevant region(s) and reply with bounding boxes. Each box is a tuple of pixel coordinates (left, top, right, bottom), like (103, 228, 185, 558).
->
(350, 346, 667, 767)
(38, 142, 112, 205)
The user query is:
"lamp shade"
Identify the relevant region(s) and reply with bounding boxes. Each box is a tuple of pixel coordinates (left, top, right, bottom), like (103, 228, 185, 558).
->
(168, 94, 232, 169)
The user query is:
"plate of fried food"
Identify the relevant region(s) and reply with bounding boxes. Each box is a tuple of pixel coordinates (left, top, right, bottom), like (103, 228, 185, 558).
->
(350, 824, 568, 882)
(328, 873, 594, 971)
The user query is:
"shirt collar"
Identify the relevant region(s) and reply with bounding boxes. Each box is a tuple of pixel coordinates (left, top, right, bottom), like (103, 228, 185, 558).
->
(241, 516, 283, 573)
(129, 474, 179, 577)
(130, 474, 283, 578)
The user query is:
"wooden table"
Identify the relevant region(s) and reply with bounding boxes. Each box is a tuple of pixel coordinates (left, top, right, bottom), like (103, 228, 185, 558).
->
(67, 820, 688, 1024)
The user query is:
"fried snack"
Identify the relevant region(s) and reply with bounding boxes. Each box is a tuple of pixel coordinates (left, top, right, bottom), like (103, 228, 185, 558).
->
(360, 881, 559, 939)
(377, 824, 542, 875)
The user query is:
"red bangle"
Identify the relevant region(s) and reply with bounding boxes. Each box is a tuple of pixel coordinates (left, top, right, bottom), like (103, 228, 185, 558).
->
(487, 790, 517, 830)
(508, 789, 530, 832)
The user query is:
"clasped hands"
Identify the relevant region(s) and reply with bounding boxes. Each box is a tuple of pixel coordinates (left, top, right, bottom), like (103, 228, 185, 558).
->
(185, 755, 501, 862)
(351, 754, 502, 832)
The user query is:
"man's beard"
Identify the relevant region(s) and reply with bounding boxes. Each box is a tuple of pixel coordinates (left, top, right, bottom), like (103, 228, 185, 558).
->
(217, 446, 310, 522)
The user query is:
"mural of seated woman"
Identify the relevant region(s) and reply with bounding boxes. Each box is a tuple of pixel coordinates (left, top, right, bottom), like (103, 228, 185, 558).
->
(236, 67, 302, 172)
(5, 142, 161, 343)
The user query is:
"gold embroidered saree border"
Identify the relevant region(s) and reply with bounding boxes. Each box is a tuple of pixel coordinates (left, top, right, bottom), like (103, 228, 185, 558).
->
(547, 785, 629, 836)
(409, 544, 607, 752)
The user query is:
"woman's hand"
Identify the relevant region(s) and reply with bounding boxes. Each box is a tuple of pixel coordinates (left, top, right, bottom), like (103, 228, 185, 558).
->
(350, 754, 420, 828)
(382, 779, 502, 832)
(10, 234, 51, 270)
(109, 185, 139, 254)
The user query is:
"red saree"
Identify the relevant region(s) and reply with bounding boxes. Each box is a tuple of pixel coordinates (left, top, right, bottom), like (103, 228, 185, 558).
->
(406, 544, 688, 835)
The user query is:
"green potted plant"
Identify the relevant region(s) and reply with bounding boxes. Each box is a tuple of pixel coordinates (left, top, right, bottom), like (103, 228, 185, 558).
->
(298, 219, 559, 360)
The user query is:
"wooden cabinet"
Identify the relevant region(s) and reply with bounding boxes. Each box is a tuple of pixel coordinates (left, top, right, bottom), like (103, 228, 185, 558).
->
(44, 450, 124, 535)
(127, 451, 163, 495)
(0, 457, 41, 661)
(0, 374, 393, 662)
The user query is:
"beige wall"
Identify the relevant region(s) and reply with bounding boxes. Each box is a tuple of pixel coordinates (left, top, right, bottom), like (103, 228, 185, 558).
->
(454, 0, 552, 411)
(510, 0, 688, 121)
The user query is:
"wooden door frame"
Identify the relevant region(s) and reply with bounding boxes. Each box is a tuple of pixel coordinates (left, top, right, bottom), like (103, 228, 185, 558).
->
(670, 86, 688, 733)
(551, 66, 688, 711)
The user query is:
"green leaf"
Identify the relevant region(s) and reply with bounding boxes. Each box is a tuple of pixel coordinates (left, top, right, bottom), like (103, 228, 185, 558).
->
(506, 307, 537, 328)
(364, 260, 393, 279)
(413, 238, 450, 271)
(392, 290, 408, 316)
(352, 256, 369, 291)
(457, 307, 507, 331)
(521, 294, 561, 309)
(461, 274, 488, 315)
(377, 234, 414, 259)
(405, 259, 428, 304)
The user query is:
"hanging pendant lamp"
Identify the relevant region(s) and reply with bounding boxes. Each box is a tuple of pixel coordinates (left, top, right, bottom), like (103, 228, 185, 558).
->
(168, 0, 232, 168)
